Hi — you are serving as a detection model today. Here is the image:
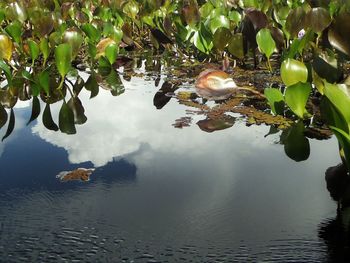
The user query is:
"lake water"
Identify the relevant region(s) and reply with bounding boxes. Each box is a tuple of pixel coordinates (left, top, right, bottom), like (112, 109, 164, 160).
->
(0, 67, 346, 262)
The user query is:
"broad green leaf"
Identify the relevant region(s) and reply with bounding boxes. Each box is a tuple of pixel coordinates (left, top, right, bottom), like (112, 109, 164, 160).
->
(81, 24, 100, 43)
(105, 43, 119, 65)
(55, 43, 72, 78)
(282, 121, 310, 162)
(209, 15, 230, 34)
(59, 101, 76, 134)
(62, 28, 84, 59)
(213, 27, 232, 50)
(193, 24, 213, 54)
(123, 0, 139, 19)
(324, 82, 350, 127)
(2, 108, 14, 141)
(280, 58, 308, 86)
(6, 2, 27, 23)
(285, 82, 311, 119)
(228, 33, 244, 59)
(28, 40, 40, 63)
(264, 88, 285, 115)
(199, 2, 214, 17)
(320, 96, 348, 133)
(0, 34, 13, 61)
(27, 97, 40, 125)
(5, 21, 22, 44)
(43, 103, 58, 131)
(39, 38, 50, 65)
(38, 69, 50, 95)
(228, 10, 241, 25)
(256, 28, 276, 59)
(0, 104, 7, 130)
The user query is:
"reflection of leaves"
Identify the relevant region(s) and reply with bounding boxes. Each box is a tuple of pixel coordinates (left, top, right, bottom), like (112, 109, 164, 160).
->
(0, 89, 17, 108)
(85, 73, 99, 98)
(43, 103, 58, 131)
(67, 97, 87, 125)
(281, 122, 310, 162)
(153, 81, 176, 109)
(27, 96, 40, 125)
(197, 115, 235, 133)
(2, 108, 14, 141)
(59, 101, 76, 134)
(0, 104, 8, 129)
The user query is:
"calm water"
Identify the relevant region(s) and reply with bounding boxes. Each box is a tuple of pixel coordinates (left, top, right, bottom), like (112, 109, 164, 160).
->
(0, 69, 346, 262)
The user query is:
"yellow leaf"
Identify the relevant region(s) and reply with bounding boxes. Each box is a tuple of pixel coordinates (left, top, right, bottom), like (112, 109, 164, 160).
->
(0, 34, 13, 61)
(95, 38, 116, 59)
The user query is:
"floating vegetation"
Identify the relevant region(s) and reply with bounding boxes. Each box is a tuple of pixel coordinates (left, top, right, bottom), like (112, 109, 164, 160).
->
(56, 168, 95, 182)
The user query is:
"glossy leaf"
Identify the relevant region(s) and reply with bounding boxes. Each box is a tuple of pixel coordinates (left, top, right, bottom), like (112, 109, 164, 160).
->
(0, 104, 7, 130)
(256, 28, 276, 59)
(227, 33, 244, 59)
(285, 7, 306, 38)
(55, 43, 72, 78)
(0, 34, 13, 61)
(5, 21, 22, 44)
(264, 88, 284, 115)
(28, 40, 40, 63)
(280, 58, 308, 86)
(43, 103, 59, 131)
(285, 82, 311, 119)
(59, 101, 76, 134)
(105, 43, 119, 65)
(27, 97, 40, 125)
(0, 60, 12, 87)
(209, 15, 230, 34)
(81, 24, 100, 43)
(38, 69, 50, 95)
(67, 97, 87, 125)
(62, 29, 84, 59)
(2, 108, 14, 141)
(32, 14, 54, 37)
(85, 73, 99, 98)
(312, 52, 342, 83)
(330, 126, 350, 169)
(320, 96, 348, 133)
(328, 12, 350, 57)
(305, 7, 331, 34)
(39, 38, 50, 65)
(123, 0, 139, 19)
(282, 122, 310, 162)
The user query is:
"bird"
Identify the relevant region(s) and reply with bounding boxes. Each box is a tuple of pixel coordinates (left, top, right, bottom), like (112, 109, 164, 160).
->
(195, 68, 264, 100)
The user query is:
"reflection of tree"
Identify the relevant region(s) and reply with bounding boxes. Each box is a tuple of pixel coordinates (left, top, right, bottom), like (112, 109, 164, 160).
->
(319, 163, 350, 262)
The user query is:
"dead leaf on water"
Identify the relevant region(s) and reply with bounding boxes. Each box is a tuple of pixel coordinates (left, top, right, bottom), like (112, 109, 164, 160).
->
(56, 168, 95, 182)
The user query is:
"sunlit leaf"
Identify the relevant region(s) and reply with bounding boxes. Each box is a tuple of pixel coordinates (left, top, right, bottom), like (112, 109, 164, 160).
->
(28, 40, 40, 63)
(5, 21, 22, 44)
(39, 38, 50, 65)
(105, 43, 119, 65)
(43, 103, 58, 131)
(0, 34, 13, 61)
(62, 28, 84, 59)
(82, 24, 100, 43)
(282, 121, 310, 162)
(209, 15, 230, 34)
(264, 88, 285, 115)
(228, 33, 244, 59)
(55, 43, 72, 78)
(6, 2, 27, 23)
(256, 28, 276, 59)
(285, 82, 311, 119)
(280, 58, 308, 86)
(27, 97, 40, 125)
(2, 108, 14, 141)
(0, 104, 7, 130)
(330, 126, 350, 169)
(123, 0, 139, 19)
(59, 101, 76, 134)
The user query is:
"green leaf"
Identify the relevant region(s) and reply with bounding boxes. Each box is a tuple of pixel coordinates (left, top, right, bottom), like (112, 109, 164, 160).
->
(81, 24, 100, 43)
(59, 101, 76, 134)
(324, 82, 350, 128)
(209, 15, 230, 34)
(39, 38, 50, 65)
(320, 96, 348, 133)
(2, 108, 14, 141)
(62, 28, 84, 59)
(280, 58, 308, 86)
(282, 121, 310, 162)
(55, 43, 72, 78)
(0, 60, 12, 87)
(38, 69, 50, 95)
(43, 103, 58, 131)
(0, 104, 8, 130)
(105, 43, 119, 65)
(85, 73, 99, 98)
(5, 21, 22, 44)
(193, 24, 213, 54)
(256, 28, 276, 59)
(28, 39, 40, 63)
(264, 88, 285, 115)
(123, 0, 139, 19)
(227, 33, 244, 59)
(27, 96, 40, 125)
(67, 97, 87, 125)
(285, 82, 311, 119)
(330, 126, 350, 169)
